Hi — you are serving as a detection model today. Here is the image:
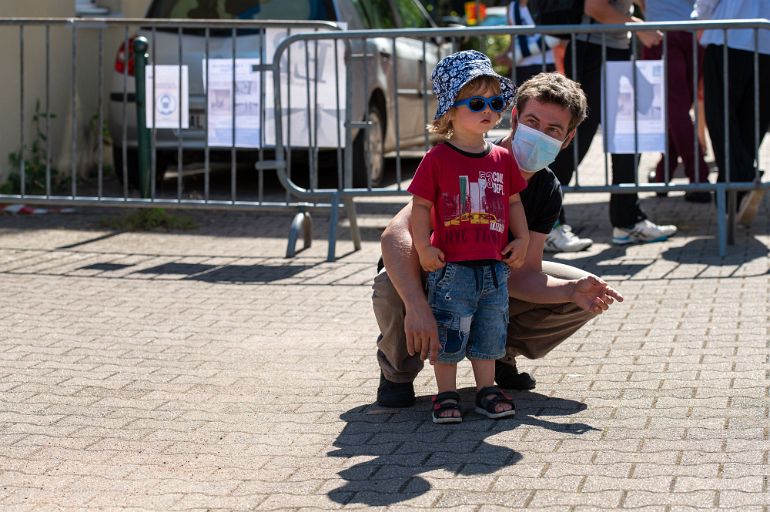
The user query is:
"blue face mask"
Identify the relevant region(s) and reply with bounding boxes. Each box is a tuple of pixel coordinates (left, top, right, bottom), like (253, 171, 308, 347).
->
(511, 121, 564, 173)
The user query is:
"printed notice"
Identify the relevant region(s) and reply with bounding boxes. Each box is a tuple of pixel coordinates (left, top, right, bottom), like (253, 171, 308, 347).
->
(604, 60, 665, 154)
(145, 65, 189, 129)
(199, 26, 345, 149)
(203, 58, 261, 148)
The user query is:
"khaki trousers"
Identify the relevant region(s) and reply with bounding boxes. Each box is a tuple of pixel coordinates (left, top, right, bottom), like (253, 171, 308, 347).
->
(372, 261, 597, 383)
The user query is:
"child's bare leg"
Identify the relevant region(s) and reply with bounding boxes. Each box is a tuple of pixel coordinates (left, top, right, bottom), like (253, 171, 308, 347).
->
(434, 362, 460, 419)
(471, 359, 512, 414)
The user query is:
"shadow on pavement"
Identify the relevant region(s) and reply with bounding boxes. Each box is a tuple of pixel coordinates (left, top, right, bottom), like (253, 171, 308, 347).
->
(660, 235, 770, 266)
(327, 390, 595, 506)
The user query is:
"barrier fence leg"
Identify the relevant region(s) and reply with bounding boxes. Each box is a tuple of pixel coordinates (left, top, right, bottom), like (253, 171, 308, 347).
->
(327, 192, 340, 262)
(715, 185, 727, 257)
(343, 196, 362, 252)
(727, 190, 736, 246)
(286, 210, 312, 258)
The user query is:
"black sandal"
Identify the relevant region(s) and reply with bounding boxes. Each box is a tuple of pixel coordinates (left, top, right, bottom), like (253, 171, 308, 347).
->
(475, 386, 515, 419)
(431, 391, 462, 424)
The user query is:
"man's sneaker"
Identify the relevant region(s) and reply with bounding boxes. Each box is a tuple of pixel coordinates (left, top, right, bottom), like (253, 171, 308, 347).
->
(376, 372, 415, 408)
(544, 223, 593, 253)
(494, 360, 536, 390)
(737, 189, 766, 226)
(612, 219, 677, 245)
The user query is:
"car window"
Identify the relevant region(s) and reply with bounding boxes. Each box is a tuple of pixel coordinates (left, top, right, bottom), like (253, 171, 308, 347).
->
(146, 0, 335, 21)
(392, 0, 432, 28)
(350, 0, 396, 29)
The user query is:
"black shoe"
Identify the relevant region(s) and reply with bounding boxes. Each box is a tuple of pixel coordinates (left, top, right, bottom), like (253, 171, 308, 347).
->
(683, 191, 712, 203)
(376, 372, 415, 407)
(495, 361, 536, 390)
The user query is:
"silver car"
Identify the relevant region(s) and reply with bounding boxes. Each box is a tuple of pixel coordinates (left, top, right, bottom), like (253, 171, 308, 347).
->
(109, 0, 450, 188)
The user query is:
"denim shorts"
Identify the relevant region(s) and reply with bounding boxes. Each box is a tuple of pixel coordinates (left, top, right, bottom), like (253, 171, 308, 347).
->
(426, 261, 510, 364)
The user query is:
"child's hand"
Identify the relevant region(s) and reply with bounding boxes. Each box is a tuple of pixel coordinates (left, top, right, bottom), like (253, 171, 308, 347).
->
(502, 238, 528, 269)
(418, 246, 446, 272)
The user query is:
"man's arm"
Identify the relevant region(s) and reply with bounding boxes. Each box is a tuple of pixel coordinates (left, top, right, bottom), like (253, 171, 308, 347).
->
(584, 0, 662, 48)
(380, 202, 440, 363)
(507, 231, 624, 313)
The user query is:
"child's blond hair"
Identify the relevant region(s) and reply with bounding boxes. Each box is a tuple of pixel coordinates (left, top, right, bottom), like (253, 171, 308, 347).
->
(427, 76, 504, 138)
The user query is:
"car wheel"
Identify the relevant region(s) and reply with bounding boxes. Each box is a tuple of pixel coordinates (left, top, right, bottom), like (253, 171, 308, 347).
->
(353, 103, 385, 188)
(113, 147, 169, 189)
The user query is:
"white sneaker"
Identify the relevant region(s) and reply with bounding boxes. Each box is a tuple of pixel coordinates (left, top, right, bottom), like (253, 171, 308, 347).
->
(545, 223, 593, 253)
(612, 219, 677, 245)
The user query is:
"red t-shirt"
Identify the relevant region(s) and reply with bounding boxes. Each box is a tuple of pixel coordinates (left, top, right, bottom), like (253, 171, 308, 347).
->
(407, 142, 526, 262)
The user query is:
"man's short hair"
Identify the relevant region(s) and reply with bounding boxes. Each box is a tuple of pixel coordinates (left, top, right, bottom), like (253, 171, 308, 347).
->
(514, 72, 588, 133)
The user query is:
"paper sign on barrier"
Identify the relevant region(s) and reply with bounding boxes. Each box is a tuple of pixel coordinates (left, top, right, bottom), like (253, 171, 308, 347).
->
(145, 65, 189, 129)
(604, 60, 666, 154)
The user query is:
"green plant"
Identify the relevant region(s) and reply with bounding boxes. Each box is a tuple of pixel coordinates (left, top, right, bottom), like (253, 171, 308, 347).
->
(1, 100, 69, 195)
(486, 34, 512, 76)
(87, 111, 113, 179)
(101, 208, 197, 231)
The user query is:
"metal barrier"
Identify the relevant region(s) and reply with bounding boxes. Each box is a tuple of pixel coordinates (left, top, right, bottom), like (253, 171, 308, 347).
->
(1, 18, 768, 259)
(0, 17, 352, 259)
(272, 19, 770, 258)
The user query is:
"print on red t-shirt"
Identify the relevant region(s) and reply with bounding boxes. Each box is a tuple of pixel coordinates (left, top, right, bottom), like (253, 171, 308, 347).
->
(408, 143, 526, 263)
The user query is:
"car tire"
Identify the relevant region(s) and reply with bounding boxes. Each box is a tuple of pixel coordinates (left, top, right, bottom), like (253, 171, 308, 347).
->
(113, 147, 169, 189)
(353, 103, 386, 188)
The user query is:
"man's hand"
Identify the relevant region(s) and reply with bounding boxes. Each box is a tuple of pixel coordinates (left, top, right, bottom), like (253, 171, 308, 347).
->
(570, 275, 624, 313)
(417, 246, 446, 272)
(637, 29, 663, 48)
(404, 300, 440, 364)
(502, 238, 528, 269)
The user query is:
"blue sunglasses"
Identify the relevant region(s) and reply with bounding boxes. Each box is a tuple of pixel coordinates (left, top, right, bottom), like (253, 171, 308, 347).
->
(452, 95, 506, 113)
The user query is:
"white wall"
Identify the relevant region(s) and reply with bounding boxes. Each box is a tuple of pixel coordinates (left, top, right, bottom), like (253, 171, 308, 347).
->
(0, 2, 73, 184)
(0, 0, 152, 185)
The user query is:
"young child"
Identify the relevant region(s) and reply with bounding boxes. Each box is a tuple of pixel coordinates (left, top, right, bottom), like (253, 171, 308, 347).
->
(407, 50, 529, 424)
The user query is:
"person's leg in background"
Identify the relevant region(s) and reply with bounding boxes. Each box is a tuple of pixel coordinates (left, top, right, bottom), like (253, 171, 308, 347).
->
(666, 31, 709, 184)
(703, 44, 728, 184)
(704, 45, 758, 185)
(551, 40, 602, 216)
(733, 48, 770, 224)
(729, 48, 770, 181)
(605, 45, 645, 230)
(604, 44, 677, 244)
(608, 151, 646, 228)
(546, 40, 599, 252)
(644, 31, 710, 201)
(666, 31, 710, 204)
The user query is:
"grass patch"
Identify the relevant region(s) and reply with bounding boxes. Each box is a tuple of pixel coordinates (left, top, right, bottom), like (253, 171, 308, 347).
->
(102, 208, 197, 232)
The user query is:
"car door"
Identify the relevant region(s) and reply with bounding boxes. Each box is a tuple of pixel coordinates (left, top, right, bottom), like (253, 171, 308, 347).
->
(389, 0, 445, 147)
(348, 0, 403, 152)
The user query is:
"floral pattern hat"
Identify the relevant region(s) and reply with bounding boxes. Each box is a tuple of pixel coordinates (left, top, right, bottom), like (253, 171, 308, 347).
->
(431, 49, 514, 120)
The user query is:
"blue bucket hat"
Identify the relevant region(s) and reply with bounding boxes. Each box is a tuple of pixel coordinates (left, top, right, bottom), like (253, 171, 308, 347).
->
(431, 50, 514, 120)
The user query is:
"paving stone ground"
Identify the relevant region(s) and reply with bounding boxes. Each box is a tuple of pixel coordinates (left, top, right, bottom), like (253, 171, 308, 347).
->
(1, 148, 769, 511)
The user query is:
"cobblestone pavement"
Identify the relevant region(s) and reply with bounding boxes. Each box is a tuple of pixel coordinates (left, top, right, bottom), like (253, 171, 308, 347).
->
(1, 158, 769, 510)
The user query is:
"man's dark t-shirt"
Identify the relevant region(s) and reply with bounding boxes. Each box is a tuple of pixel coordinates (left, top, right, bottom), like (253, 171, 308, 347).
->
(376, 137, 563, 272)
(520, 165, 562, 235)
